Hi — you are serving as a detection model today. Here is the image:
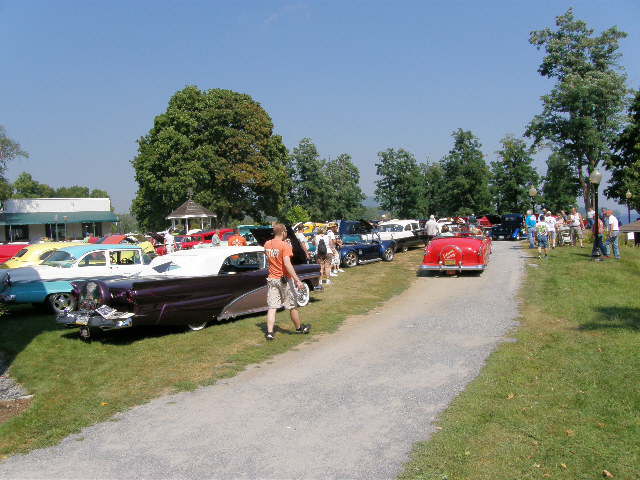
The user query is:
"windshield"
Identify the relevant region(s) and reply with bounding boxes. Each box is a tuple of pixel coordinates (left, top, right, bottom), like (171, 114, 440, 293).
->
(378, 224, 403, 232)
(41, 250, 76, 268)
(14, 248, 28, 258)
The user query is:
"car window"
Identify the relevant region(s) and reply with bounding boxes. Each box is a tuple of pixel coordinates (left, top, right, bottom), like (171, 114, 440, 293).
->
(39, 250, 56, 261)
(152, 261, 181, 273)
(79, 251, 107, 267)
(109, 250, 141, 266)
(42, 250, 76, 268)
(404, 225, 412, 231)
(220, 252, 266, 274)
(14, 249, 28, 258)
(412, 223, 419, 230)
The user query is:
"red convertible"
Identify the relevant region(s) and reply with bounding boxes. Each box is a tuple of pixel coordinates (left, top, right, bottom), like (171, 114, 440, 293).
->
(420, 232, 492, 275)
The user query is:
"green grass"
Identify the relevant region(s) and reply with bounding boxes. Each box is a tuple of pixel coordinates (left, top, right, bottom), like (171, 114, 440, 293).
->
(400, 244, 640, 480)
(0, 249, 424, 457)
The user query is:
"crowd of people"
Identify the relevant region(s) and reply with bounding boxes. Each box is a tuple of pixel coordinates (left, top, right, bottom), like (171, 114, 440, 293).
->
(526, 208, 622, 260)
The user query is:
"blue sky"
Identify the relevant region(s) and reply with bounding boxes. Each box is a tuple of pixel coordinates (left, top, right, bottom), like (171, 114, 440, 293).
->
(2, 0, 639, 213)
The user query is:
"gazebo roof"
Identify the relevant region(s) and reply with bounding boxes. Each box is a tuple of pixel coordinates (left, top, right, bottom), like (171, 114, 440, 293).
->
(166, 199, 216, 219)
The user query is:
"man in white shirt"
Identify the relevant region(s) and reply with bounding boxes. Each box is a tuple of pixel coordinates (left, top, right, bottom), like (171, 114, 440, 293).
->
(545, 212, 557, 248)
(569, 207, 584, 248)
(606, 210, 620, 259)
(425, 215, 439, 242)
(164, 231, 175, 254)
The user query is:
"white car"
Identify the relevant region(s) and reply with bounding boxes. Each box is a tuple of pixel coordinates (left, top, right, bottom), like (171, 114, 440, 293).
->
(375, 219, 426, 252)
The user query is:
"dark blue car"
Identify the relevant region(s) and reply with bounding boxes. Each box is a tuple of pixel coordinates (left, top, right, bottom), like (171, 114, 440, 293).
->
(338, 220, 396, 267)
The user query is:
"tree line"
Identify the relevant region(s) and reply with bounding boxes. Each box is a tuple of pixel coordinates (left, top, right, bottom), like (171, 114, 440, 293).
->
(1, 8, 638, 228)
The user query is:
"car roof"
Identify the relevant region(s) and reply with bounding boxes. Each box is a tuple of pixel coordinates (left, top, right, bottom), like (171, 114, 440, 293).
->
(57, 244, 142, 257)
(146, 245, 265, 276)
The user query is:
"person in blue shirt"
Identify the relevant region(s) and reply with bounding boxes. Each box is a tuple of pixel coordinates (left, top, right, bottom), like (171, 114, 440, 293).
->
(525, 209, 537, 249)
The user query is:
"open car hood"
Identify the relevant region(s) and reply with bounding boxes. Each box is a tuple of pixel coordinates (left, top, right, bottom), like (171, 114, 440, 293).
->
(250, 226, 307, 265)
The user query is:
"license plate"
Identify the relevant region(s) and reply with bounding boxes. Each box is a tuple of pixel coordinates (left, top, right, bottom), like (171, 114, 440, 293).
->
(499, 236, 504, 240)
(444, 259, 456, 266)
(75, 315, 89, 326)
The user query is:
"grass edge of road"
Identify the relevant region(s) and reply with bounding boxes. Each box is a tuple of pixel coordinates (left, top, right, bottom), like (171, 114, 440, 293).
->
(398, 244, 640, 480)
(0, 249, 424, 458)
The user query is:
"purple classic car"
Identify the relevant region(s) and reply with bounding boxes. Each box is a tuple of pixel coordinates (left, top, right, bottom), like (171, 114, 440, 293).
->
(57, 226, 321, 338)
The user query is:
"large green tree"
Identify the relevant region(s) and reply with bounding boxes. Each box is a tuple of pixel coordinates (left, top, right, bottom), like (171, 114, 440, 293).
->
(421, 162, 447, 217)
(439, 129, 492, 215)
(374, 148, 426, 218)
(605, 89, 640, 212)
(325, 153, 365, 219)
(0, 126, 28, 201)
(542, 151, 581, 212)
(13, 172, 55, 198)
(131, 86, 291, 230)
(290, 138, 329, 220)
(526, 8, 630, 211)
(490, 135, 539, 213)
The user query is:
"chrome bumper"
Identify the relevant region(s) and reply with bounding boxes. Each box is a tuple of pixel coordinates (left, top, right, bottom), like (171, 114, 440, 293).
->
(0, 294, 16, 302)
(419, 264, 486, 271)
(56, 311, 133, 330)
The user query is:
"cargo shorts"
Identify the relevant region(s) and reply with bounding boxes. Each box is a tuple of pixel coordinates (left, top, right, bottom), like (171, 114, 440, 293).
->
(267, 277, 297, 310)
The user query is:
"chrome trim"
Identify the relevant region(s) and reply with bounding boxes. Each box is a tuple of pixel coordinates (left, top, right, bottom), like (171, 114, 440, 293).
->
(419, 264, 486, 271)
(217, 285, 267, 321)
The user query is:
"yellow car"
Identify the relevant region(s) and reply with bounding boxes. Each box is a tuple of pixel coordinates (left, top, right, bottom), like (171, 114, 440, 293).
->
(2, 242, 79, 269)
(299, 222, 338, 235)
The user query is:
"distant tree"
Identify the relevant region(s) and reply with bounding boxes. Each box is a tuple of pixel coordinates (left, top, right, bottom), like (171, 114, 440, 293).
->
(421, 162, 447, 217)
(55, 186, 91, 197)
(542, 151, 581, 212)
(290, 138, 329, 220)
(325, 153, 365, 219)
(490, 135, 540, 214)
(13, 172, 55, 198)
(526, 8, 630, 212)
(440, 129, 492, 215)
(115, 213, 140, 234)
(131, 86, 291, 230)
(605, 89, 640, 211)
(374, 148, 426, 218)
(0, 126, 28, 202)
(90, 188, 109, 198)
(283, 205, 311, 224)
(360, 205, 382, 221)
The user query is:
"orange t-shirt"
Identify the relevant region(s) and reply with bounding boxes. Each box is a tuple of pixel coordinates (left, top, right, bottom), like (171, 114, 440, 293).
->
(227, 234, 247, 246)
(264, 238, 293, 279)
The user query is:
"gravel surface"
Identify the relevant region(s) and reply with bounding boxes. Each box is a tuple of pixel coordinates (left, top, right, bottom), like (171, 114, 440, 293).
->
(0, 242, 525, 479)
(0, 353, 28, 402)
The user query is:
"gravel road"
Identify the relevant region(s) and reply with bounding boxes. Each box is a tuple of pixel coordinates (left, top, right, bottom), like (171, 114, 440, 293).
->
(0, 242, 524, 479)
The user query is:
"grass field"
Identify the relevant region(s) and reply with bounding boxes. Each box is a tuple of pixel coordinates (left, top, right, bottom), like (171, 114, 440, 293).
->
(0, 248, 423, 457)
(400, 244, 640, 480)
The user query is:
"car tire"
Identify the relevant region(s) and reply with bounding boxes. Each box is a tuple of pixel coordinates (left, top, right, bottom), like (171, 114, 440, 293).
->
(295, 282, 310, 307)
(343, 251, 358, 268)
(187, 321, 208, 331)
(47, 292, 76, 314)
(401, 244, 409, 253)
(382, 248, 394, 262)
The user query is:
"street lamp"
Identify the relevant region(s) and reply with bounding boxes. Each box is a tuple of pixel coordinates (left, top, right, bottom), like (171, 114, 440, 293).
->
(626, 190, 633, 224)
(590, 170, 603, 260)
(528, 186, 537, 212)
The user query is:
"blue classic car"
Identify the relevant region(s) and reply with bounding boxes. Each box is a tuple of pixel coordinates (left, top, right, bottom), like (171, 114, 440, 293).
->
(338, 220, 396, 267)
(0, 244, 151, 313)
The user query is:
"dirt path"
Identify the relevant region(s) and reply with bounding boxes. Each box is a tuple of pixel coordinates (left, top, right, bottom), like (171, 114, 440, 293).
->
(0, 242, 525, 479)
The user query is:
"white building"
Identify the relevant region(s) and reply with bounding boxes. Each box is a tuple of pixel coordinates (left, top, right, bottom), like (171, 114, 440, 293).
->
(0, 198, 118, 243)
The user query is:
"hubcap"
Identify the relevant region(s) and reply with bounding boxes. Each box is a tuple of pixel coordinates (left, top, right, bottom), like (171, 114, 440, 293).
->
(346, 253, 357, 267)
(296, 283, 310, 306)
(51, 294, 73, 312)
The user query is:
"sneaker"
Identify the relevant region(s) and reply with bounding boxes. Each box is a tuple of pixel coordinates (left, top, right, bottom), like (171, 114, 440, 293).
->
(296, 324, 311, 334)
(265, 332, 275, 341)
(330, 273, 338, 277)
(338, 269, 345, 272)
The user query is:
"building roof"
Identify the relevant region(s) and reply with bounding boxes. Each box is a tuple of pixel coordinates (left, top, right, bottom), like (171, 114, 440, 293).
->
(166, 199, 216, 219)
(0, 211, 118, 226)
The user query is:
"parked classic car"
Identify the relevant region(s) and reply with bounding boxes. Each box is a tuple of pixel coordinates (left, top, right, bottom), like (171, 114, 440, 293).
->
(0, 241, 77, 269)
(419, 232, 492, 275)
(375, 219, 428, 252)
(97, 234, 156, 256)
(338, 220, 396, 267)
(0, 244, 29, 264)
(490, 213, 525, 241)
(57, 228, 321, 338)
(0, 244, 150, 313)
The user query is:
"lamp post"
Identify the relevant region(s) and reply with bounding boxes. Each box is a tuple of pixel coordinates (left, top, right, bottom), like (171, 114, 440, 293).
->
(590, 170, 603, 259)
(528, 186, 537, 213)
(626, 190, 632, 224)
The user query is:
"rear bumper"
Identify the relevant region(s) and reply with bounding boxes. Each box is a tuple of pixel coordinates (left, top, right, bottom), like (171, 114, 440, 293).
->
(419, 264, 486, 271)
(56, 311, 133, 330)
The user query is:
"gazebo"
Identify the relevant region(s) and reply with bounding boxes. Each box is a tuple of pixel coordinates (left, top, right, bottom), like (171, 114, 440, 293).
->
(620, 220, 640, 247)
(166, 198, 217, 233)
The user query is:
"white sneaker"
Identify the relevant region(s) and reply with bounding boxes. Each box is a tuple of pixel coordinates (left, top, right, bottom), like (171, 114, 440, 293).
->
(330, 273, 338, 277)
(338, 269, 345, 272)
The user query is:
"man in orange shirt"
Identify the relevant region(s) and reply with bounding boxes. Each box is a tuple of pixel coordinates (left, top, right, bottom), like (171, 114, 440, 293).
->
(227, 233, 247, 246)
(264, 223, 310, 340)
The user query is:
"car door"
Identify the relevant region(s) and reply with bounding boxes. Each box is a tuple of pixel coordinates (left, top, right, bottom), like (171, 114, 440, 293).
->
(108, 249, 144, 276)
(217, 251, 270, 319)
(73, 251, 109, 278)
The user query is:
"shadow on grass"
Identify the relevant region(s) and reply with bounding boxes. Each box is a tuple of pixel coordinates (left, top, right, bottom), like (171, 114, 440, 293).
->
(579, 306, 640, 331)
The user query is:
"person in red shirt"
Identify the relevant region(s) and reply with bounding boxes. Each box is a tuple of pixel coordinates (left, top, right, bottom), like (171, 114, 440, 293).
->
(264, 223, 310, 340)
(227, 233, 247, 246)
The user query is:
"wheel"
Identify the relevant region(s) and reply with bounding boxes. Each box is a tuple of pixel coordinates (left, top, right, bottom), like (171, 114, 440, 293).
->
(187, 321, 208, 331)
(295, 282, 310, 307)
(343, 251, 358, 268)
(401, 244, 409, 253)
(382, 248, 394, 262)
(47, 292, 76, 314)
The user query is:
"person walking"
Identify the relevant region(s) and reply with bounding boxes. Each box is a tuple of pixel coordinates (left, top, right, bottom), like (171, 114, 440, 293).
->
(526, 210, 537, 249)
(606, 210, 621, 259)
(314, 227, 334, 285)
(545, 212, 557, 248)
(536, 214, 549, 259)
(164, 230, 176, 254)
(569, 207, 584, 248)
(587, 207, 595, 229)
(264, 223, 310, 341)
(425, 215, 439, 243)
(592, 215, 609, 257)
